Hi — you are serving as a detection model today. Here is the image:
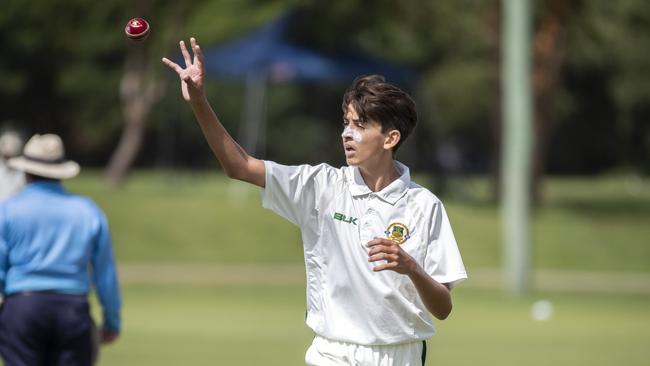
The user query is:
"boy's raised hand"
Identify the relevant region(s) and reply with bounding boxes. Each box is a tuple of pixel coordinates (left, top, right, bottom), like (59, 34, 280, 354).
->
(162, 37, 205, 103)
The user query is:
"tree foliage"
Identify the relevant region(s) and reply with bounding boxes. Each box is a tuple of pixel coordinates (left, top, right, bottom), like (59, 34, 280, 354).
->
(0, 0, 648, 176)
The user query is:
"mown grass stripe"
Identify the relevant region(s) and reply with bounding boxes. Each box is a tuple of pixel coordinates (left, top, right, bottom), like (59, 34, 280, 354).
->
(116, 264, 650, 294)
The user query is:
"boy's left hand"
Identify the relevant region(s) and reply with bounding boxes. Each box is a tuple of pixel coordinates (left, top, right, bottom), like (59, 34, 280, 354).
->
(367, 238, 417, 275)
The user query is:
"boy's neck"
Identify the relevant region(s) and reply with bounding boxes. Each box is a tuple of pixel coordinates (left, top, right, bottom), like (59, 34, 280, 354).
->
(358, 158, 400, 193)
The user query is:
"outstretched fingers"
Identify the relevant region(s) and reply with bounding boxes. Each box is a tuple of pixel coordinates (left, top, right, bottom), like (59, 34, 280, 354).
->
(179, 40, 192, 67)
(162, 37, 204, 93)
(190, 37, 204, 69)
(161, 57, 184, 75)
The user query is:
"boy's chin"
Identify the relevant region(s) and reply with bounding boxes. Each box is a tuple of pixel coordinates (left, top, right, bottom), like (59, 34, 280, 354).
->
(345, 158, 359, 167)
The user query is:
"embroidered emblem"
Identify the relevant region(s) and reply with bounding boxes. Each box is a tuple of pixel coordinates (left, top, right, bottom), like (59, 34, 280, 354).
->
(385, 222, 410, 245)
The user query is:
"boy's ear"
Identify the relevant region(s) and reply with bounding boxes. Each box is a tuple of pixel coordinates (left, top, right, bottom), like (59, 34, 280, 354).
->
(384, 129, 401, 151)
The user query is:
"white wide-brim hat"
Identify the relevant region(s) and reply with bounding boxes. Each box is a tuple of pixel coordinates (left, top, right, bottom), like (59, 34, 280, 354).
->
(8, 134, 80, 179)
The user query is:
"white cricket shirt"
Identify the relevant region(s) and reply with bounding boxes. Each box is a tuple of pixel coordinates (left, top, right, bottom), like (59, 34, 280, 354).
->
(262, 160, 467, 346)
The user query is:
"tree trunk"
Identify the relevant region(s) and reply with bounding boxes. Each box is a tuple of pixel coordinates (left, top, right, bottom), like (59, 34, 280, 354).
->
(105, 46, 161, 187)
(104, 0, 187, 187)
(486, 0, 502, 202)
(530, 0, 571, 205)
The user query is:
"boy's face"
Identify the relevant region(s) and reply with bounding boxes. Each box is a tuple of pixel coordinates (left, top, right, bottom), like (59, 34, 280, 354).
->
(342, 104, 394, 167)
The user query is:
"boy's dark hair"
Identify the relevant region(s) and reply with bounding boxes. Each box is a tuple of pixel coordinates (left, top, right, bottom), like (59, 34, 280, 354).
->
(342, 75, 417, 152)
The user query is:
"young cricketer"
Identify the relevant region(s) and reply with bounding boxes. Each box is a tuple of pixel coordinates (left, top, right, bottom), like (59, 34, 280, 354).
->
(163, 38, 467, 366)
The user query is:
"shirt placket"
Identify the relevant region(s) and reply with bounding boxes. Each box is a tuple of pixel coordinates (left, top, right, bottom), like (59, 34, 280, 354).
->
(358, 194, 382, 246)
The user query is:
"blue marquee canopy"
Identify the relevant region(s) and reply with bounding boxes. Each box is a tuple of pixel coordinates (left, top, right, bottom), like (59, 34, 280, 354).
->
(201, 13, 417, 85)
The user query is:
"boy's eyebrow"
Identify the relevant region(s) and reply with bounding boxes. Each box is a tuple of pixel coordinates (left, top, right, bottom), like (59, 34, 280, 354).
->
(343, 116, 363, 123)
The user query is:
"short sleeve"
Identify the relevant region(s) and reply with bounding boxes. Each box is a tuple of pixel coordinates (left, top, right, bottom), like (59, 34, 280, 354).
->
(424, 202, 467, 289)
(261, 161, 336, 228)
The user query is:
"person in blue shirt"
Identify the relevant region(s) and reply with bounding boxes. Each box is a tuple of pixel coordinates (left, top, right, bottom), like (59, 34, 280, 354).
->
(0, 134, 121, 366)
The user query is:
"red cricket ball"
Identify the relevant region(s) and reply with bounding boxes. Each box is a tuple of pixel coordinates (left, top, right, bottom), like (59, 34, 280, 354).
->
(125, 17, 150, 41)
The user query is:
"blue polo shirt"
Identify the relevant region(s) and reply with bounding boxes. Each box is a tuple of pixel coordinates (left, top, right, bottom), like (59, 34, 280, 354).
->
(0, 181, 121, 332)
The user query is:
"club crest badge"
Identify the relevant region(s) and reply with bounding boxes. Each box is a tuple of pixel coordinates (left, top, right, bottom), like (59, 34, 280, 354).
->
(385, 222, 410, 245)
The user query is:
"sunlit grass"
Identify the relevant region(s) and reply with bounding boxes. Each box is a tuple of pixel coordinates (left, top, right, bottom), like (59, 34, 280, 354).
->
(91, 284, 650, 366)
(67, 171, 650, 272)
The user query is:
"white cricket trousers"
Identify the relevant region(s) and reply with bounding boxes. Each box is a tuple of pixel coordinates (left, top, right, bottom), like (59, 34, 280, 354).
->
(305, 336, 426, 366)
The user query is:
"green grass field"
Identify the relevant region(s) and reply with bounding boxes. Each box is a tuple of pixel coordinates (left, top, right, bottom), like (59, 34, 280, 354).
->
(68, 171, 650, 272)
(59, 172, 650, 365)
(92, 284, 650, 366)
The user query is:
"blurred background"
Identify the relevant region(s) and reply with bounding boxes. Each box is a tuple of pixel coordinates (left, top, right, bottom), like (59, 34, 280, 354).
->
(1, 0, 649, 365)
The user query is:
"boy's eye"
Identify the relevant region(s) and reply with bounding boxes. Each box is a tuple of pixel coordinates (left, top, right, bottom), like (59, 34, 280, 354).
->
(342, 119, 364, 130)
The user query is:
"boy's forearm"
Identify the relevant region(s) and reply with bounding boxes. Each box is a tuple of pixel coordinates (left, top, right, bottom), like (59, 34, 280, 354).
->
(408, 266, 452, 320)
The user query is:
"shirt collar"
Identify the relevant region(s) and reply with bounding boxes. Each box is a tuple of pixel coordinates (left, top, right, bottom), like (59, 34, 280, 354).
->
(25, 180, 66, 194)
(348, 161, 410, 205)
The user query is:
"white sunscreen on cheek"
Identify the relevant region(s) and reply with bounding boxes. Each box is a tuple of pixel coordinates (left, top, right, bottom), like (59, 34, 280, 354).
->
(342, 126, 363, 142)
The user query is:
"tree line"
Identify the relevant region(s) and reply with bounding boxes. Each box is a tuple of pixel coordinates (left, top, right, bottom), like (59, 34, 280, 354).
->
(1, 0, 648, 199)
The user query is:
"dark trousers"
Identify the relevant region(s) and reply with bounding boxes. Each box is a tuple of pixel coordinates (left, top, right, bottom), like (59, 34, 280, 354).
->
(0, 292, 97, 366)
